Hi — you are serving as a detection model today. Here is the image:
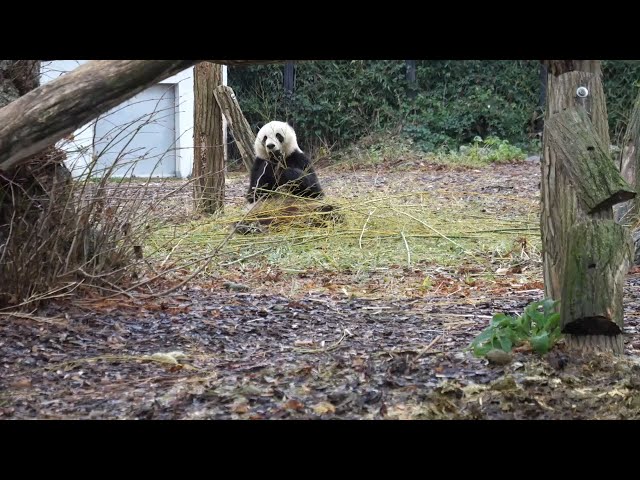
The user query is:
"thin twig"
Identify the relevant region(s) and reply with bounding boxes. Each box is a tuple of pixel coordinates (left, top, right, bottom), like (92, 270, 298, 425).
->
(400, 230, 411, 267)
(359, 208, 376, 249)
(414, 334, 443, 361)
(219, 246, 273, 266)
(0, 311, 67, 326)
(45, 354, 200, 371)
(0, 281, 83, 312)
(389, 206, 476, 255)
(137, 200, 266, 298)
(293, 328, 350, 354)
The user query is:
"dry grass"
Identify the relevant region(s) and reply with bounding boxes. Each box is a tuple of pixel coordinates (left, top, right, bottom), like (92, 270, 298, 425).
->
(146, 158, 543, 299)
(0, 109, 197, 309)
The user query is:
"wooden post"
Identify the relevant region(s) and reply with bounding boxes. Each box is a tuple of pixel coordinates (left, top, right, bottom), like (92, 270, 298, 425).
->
(541, 62, 611, 301)
(213, 85, 255, 172)
(541, 60, 636, 354)
(194, 62, 225, 214)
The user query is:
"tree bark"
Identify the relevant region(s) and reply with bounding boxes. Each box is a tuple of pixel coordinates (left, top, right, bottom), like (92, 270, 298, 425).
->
(0, 60, 69, 235)
(0, 60, 283, 173)
(615, 92, 640, 229)
(213, 85, 255, 172)
(541, 65, 611, 301)
(546, 107, 635, 213)
(561, 220, 631, 354)
(0, 60, 73, 308)
(193, 62, 225, 214)
(614, 90, 640, 264)
(541, 60, 635, 354)
(542, 60, 602, 77)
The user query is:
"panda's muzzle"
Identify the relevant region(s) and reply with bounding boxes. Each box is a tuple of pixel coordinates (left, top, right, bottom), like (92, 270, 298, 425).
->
(266, 146, 284, 161)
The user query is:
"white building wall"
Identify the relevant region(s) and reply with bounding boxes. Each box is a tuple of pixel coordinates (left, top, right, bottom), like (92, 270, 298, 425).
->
(40, 60, 227, 179)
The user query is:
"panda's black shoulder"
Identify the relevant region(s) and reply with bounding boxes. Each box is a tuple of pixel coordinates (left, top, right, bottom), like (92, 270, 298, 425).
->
(285, 150, 311, 169)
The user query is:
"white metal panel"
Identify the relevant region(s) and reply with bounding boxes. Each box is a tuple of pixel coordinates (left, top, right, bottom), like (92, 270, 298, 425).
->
(93, 84, 177, 177)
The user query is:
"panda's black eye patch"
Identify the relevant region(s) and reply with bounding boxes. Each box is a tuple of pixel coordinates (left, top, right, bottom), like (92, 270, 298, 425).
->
(276, 133, 284, 142)
(263, 136, 267, 143)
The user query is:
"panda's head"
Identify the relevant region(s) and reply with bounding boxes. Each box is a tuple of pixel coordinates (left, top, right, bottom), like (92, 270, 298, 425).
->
(254, 121, 301, 161)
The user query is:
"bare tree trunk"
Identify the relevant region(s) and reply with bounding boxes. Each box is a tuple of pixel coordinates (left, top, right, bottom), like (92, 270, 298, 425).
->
(0, 60, 72, 307)
(0, 60, 68, 222)
(541, 60, 635, 354)
(541, 61, 611, 301)
(193, 62, 225, 214)
(213, 85, 255, 172)
(283, 62, 296, 125)
(546, 107, 634, 353)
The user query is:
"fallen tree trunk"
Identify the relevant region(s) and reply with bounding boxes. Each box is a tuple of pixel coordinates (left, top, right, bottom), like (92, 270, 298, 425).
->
(214, 85, 255, 172)
(0, 60, 283, 172)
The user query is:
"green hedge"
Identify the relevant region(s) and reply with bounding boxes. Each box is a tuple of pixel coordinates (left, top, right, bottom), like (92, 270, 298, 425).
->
(228, 60, 640, 156)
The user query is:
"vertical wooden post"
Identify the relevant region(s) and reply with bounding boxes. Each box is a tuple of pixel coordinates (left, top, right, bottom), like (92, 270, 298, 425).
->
(193, 62, 225, 214)
(541, 61, 611, 301)
(541, 60, 636, 354)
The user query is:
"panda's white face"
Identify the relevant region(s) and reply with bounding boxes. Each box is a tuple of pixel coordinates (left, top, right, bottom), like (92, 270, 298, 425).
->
(254, 121, 300, 160)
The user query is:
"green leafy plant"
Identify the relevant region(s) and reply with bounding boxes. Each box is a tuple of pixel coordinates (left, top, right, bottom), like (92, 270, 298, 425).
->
(470, 298, 562, 357)
(228, 60, 638, 164)
(465, 136, 527, 163)
(229, 60, 542, 154)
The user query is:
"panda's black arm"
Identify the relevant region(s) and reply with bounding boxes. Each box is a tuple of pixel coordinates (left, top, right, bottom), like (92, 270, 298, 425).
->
(282, 167, 325, 198)
(246, 158, 272, 202)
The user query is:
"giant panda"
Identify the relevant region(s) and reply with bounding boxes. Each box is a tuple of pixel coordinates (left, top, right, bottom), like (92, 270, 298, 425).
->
(234, 121, 342, 234)
(247, 120, 324, 203)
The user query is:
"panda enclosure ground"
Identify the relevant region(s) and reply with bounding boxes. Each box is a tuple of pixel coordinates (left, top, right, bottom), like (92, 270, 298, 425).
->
(4, 154, 640, 419)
